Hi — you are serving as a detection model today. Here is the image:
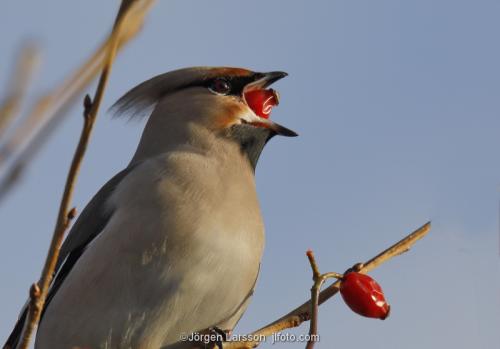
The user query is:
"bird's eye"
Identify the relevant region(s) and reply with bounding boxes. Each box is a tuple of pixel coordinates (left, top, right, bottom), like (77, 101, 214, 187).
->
(209, 78, 231, 95)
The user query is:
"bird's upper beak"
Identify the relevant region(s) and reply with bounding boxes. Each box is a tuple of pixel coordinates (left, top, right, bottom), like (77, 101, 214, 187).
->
(242, 71, 298, 137)
(246, 71, 289, 89)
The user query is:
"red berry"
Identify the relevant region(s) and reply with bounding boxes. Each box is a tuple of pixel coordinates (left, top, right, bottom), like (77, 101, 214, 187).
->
(340, 272, 390, 320)
(244, 89, 278, 119)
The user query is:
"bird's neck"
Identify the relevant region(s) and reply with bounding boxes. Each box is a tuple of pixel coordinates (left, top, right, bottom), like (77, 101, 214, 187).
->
(224, 124, 275, 170)
(130, 121, 217, 162)
(130, 120, 274, 171)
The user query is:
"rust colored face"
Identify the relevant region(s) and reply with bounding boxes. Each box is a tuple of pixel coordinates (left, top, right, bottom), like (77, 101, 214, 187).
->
(203, 70, 297, 137)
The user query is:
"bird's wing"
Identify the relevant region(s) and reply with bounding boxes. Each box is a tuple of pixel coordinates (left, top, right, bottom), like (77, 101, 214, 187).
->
(55, 166, 135, 274)
(47, 165, 139, 309)
(3, 166, 135, 349)
(217, 263, 261, 329)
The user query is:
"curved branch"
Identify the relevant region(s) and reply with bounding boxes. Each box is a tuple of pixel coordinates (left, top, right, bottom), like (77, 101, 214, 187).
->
(0, 0, 154, 203)
(13, 2, 155, 348)
(225, 221, 431, 349)
(0, 42, 40, 139)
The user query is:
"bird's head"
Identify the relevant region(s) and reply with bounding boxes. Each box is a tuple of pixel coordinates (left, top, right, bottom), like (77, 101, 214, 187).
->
(112, 67, 296, 168)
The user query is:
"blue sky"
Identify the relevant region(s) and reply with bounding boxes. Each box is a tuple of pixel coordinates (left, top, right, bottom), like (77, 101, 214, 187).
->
(1, 1, 499, 348)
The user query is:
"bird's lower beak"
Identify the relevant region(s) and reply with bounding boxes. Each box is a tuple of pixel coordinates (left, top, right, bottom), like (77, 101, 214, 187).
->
(243, 71, 298, 137)
(266, 121, 298, 137)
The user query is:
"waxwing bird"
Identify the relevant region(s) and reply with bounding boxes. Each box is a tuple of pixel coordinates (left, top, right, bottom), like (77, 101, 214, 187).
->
(5, 67, 296, 349)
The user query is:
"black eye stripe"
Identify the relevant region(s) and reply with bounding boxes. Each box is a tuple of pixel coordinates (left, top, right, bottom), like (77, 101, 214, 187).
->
(173, 73, 264, 96)
(204, 74, 260, 96)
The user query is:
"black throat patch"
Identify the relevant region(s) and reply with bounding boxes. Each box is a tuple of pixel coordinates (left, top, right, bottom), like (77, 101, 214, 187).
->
(226, 124, 276, 171)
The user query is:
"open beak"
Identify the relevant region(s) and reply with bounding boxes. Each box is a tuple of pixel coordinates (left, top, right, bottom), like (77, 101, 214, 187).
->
(243, 71, 298, 137)
(246, 71, 289, 90)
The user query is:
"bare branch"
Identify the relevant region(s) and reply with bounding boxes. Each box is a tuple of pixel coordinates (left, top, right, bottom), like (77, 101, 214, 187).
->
(14, 2, 155, 348)
(0, 42, 40, 139)
(0, 0, 155, 202)
(225, 221, 431, 349)
(305, 251, 322, 349)
(304, 251, 343, 349)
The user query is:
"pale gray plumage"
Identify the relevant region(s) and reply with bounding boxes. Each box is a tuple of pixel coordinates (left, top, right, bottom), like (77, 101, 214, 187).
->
(4, 67, 295, 349)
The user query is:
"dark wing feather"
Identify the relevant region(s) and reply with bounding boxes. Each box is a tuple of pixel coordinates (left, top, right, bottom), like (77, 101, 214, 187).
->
(3, 166, 134, 349)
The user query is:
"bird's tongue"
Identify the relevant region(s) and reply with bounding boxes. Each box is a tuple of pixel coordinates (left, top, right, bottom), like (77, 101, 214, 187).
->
(244, 89, 279, 119)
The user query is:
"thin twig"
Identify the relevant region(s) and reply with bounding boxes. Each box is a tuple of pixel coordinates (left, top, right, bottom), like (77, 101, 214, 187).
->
(224, 221, 431, 349)
(0, 43, 40, 139)
(305, 251, 343, 349)
(305, 251, 322, 349)
(15, 2, 155, 348)
(0, 0, 155, 202)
